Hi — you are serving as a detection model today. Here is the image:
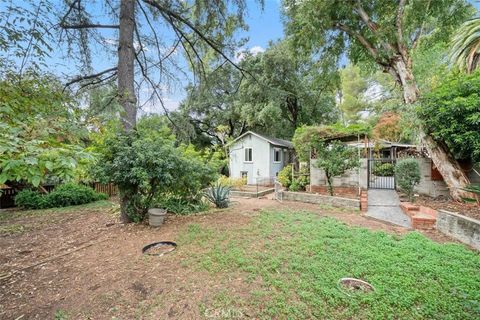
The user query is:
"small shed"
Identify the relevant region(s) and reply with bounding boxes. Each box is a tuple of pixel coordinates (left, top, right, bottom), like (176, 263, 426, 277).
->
(228, 131, 293, 185)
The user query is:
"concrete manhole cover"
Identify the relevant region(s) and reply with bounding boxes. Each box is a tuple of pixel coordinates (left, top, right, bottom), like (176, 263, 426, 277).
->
(338, 278, 375, 296)
(142, 241, 176, 256)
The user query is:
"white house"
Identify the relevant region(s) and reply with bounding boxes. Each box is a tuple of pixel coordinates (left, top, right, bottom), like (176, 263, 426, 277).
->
(228, 131, 293, 185)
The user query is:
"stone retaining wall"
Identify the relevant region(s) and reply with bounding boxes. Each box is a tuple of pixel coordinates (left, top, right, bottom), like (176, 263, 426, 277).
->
(281, 191, 360, 209)
(436, 210, 480, 250)
(230, 188, 274, 198)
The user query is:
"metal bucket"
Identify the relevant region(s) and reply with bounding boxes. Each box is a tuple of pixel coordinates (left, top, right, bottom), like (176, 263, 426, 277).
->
(148, 208, 167, 227)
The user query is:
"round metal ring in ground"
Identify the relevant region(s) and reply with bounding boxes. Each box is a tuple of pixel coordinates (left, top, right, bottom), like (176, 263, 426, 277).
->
(338, 278, 375, 297)
(142, 241, 177, 256)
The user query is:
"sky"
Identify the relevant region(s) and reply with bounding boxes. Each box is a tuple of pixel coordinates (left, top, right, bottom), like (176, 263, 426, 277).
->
(159, 0, 285, 112)
(4, 0, 480, 113)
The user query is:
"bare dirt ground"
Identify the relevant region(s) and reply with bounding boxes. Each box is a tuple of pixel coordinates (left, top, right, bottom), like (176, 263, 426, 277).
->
(0, 196, 459, 319)
(415, 195, 480, 221)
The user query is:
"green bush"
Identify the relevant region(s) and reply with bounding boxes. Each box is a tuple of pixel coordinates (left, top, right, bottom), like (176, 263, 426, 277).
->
(289, 180, 301, 192)
(154, 194, 209, 215)
(15, 184, 107, 210)
(204, 183, 231, 208)
(15, 190, 46, 209)
(373, 162, 395, 177)
(395, 159, 421, 201)
(94, 132, 216, 222)
(277, 164, 293, 188)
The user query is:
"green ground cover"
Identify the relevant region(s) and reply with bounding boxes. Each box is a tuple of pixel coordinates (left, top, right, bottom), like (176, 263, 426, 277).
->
(179, 210, 480, 319)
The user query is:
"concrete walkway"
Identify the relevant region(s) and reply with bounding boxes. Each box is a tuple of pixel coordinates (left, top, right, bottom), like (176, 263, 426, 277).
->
(366, 189, 411, 228)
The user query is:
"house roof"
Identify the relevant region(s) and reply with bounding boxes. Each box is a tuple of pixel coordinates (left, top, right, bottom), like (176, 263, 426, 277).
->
(345, 138, 417, 149)
(229, 131, 293, 149)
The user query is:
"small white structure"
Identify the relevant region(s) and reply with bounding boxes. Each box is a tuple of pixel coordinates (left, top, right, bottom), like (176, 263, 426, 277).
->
(228, 131, 293, 185)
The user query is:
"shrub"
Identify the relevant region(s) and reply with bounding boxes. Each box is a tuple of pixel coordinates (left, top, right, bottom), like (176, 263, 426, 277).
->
(217, 175, 246, 190)
(154, 194, 209, 215)
(277, 164, 293, 188)
(15, 184, 107, 210)
(47, 183, 107, 207)
(314, 140, 359, 196)
(289, 180, 301, 192)
(203, 183, 231, 208)
(373, 162, 395, 177)
(395, 159, 421, 201)
(94, 132, 216, 222)
(15, 190, 46, 209)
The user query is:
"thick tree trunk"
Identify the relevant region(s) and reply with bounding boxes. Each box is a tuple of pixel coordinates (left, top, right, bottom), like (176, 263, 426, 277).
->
(420, 132, 471, 200)
(389, 56, 419, 104)
(118, 0, 137, 223)
(391, 57, 470, 201)
(118, 0, 137, 132)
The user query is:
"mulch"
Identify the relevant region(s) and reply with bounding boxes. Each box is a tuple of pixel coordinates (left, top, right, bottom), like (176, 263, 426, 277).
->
(415, 195, 480, 221)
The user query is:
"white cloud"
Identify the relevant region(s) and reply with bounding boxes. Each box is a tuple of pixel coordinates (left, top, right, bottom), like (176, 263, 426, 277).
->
(235, 45, 265, 62)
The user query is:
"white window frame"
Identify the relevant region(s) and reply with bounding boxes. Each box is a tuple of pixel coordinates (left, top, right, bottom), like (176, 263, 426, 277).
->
(244, 147, 253, 163)
(273, 148, 281, 163)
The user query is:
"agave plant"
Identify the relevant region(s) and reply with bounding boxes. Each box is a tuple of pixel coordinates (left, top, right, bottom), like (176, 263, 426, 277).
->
(450, 17, 480, 74)
(203, 183, 231, 208)
(462, 184, 480, 205)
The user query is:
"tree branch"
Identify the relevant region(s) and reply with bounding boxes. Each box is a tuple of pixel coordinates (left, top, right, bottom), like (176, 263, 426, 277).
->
(141, 0, 247, 76)
(335, 23, 379, 59)
(60, 23, 120, 29)
(64, 67, 118, 88)
(354, 0, 378, 33)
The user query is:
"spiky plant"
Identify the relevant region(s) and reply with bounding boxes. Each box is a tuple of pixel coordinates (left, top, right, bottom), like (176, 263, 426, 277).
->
(450, 17, 480, 73)
(462, 184, 480, 205)
(204, 183, 231, 208)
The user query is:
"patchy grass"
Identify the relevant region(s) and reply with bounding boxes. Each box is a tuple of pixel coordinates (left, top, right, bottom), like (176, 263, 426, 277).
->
(178, 209, 480, 319)
(0, 200, 114, 222)
(0, 223, 28, 235)
(0, 200, 116, 237)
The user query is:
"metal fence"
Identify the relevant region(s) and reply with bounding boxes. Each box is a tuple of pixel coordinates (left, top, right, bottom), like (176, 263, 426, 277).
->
(367, 158, 396, 189)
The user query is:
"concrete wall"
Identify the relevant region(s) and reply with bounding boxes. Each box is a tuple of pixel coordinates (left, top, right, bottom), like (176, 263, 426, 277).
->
(281, 191, 360, 209)
(413, 158, 449, 198)
(436, 210, 480, 250)
(310, 158, 368, 189)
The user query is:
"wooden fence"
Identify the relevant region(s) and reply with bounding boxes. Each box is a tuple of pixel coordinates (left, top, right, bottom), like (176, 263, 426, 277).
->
(91, 182, 118, 197)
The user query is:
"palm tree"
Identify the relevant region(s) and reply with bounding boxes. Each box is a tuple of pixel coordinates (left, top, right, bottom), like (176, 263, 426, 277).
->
(450, 17, 480, 73)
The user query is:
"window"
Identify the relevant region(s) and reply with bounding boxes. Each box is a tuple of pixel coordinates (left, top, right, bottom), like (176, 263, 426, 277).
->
(274, 149, 281, 162)
(244, 148, 252, 162)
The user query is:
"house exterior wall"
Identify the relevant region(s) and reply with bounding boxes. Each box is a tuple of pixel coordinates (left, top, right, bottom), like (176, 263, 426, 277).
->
(414, 158, 449, 197)
(229, 134, 272, 184)
(270, 147, 288, 178)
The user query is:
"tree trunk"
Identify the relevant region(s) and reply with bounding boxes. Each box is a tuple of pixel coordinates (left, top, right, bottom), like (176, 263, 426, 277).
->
(420, 132, 471, 200)
(118, 0, 137, 132)
(118, 0, 136, 223)
(390, 57, 470, 201)
(391, 57, 419, 104)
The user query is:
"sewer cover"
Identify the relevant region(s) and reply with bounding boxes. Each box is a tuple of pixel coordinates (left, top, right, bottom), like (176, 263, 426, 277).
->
(142, 241, 176, 256)
(338, 278, 374, 296)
